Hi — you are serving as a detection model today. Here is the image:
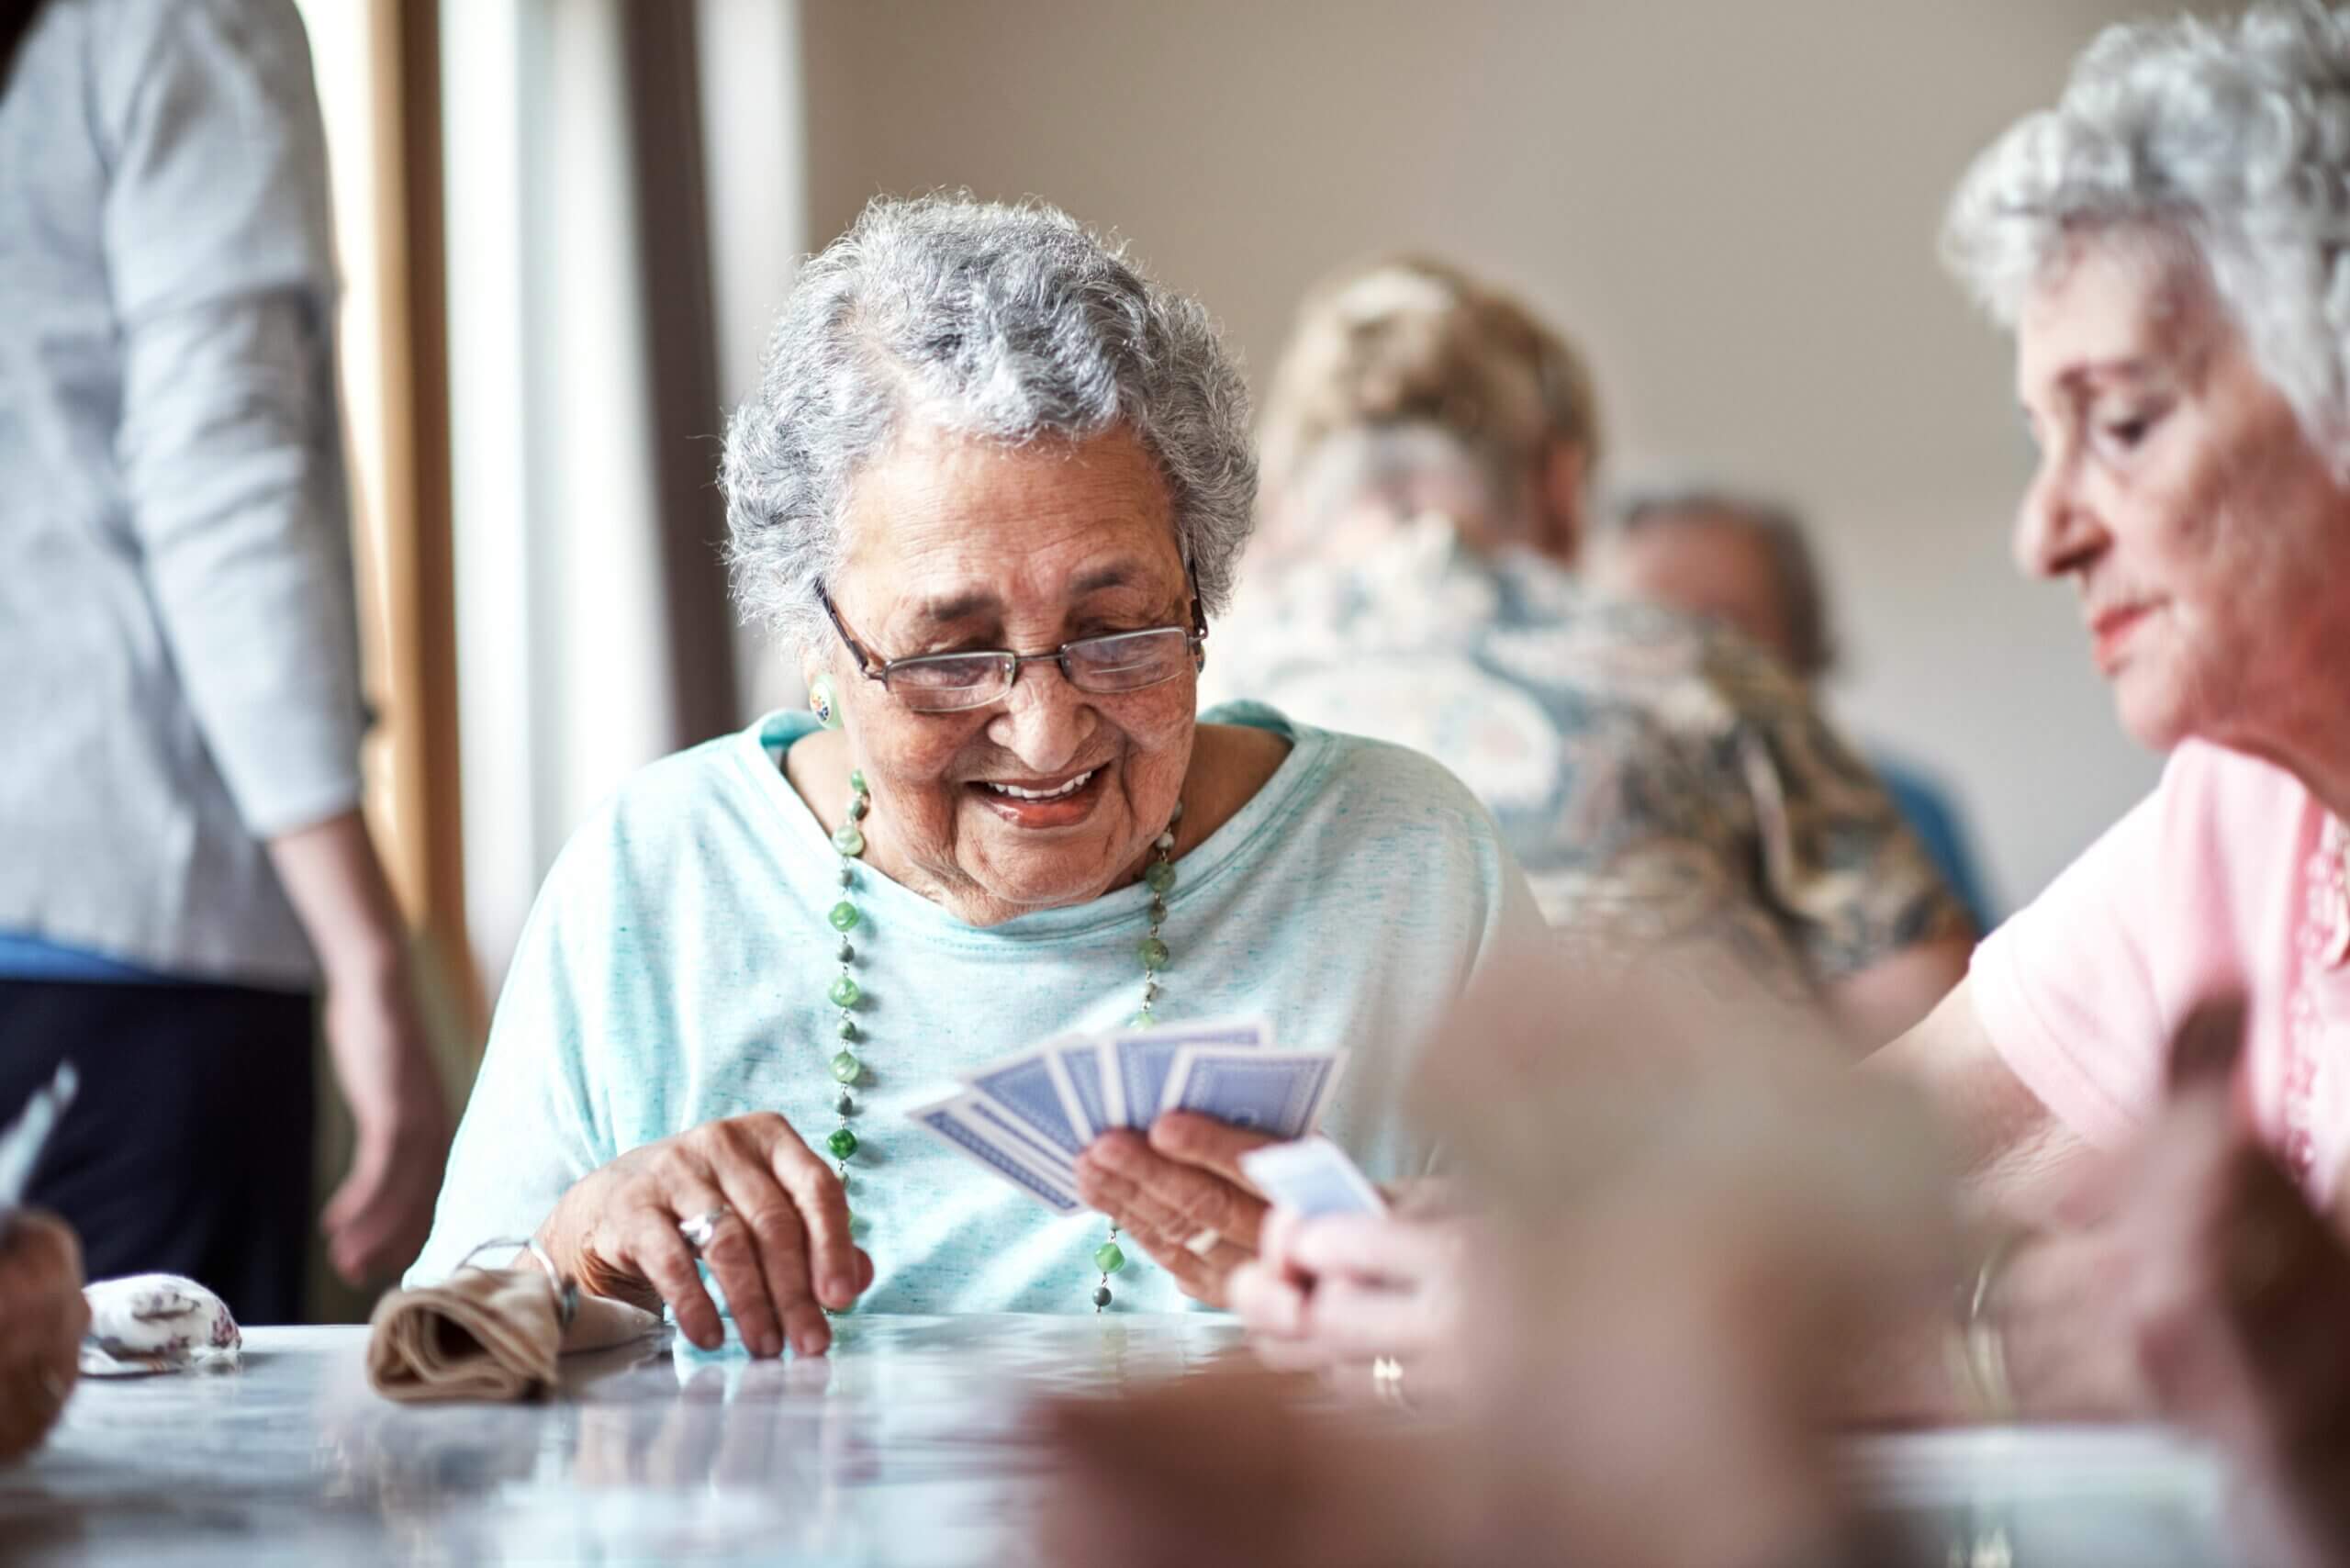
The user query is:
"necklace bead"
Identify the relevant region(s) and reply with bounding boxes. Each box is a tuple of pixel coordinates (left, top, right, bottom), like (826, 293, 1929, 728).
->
(815, 766, 1184, 1310)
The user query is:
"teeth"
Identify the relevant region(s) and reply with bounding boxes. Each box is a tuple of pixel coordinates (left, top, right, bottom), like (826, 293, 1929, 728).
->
(984, 769, 1093, 801)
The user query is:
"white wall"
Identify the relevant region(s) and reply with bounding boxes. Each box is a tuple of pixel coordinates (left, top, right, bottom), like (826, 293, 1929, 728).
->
(791, 0, 2179, 912)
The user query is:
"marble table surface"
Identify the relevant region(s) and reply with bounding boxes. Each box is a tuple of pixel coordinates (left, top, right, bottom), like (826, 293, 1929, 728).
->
(0, 1316, 2237, 1566)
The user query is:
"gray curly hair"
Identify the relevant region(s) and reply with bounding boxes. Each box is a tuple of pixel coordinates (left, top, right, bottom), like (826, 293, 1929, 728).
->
(722, 194, 1258, 651)
(1942, 1, 2350, 467)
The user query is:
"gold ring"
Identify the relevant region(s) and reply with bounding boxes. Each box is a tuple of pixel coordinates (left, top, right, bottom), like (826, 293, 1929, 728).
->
(1182, 1227, 1222, 1257)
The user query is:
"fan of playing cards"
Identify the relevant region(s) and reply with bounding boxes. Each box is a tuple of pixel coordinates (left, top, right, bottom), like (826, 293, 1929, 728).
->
(905, 1017, 1348, 1215)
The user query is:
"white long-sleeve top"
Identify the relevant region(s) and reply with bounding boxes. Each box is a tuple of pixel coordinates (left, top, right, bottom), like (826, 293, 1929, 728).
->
(0, 0, 364, 989)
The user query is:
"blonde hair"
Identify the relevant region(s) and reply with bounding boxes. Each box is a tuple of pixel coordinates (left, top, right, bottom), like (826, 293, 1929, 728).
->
(1257, 256, 1604, 515)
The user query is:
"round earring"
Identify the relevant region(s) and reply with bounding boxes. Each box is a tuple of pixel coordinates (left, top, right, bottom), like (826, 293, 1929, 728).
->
(811, 672, 844, 731)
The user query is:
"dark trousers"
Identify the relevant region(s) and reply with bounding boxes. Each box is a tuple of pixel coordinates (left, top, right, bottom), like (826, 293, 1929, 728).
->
(0, 978, 317, 1325)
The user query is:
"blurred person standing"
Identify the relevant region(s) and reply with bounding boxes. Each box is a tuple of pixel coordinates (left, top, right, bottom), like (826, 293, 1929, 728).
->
(1593, 485, 1998, 930)
(1213, 257, 1972, 1045)
(0, 0, 450, 1320)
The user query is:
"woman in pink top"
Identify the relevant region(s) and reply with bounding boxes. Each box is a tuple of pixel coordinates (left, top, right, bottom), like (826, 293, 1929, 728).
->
(1241, 6, 2350, 1519)
(1864, 0, 2350, 1461)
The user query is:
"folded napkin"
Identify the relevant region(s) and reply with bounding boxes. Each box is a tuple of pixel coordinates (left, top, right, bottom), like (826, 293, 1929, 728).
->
(366, 1264, 660, 1403)
(81, 1273, 242, 1376)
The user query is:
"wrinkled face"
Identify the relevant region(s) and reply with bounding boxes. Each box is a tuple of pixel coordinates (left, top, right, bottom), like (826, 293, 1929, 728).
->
(1592, 512, 1799, 670)
(813, 424, 1200, 924)
(2014, 237, 2350, 753)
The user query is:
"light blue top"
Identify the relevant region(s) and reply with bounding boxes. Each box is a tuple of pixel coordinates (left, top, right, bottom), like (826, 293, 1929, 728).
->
(410, 704, 1543, 1314)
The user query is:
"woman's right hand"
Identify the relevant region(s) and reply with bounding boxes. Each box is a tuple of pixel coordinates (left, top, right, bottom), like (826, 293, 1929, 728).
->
(537, 1114, 872, 1359)
(1229, 1207, 1483, 1401)
(0, 1210, 88, 1462)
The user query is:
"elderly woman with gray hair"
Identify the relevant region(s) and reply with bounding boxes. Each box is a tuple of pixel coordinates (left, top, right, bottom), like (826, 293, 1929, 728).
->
(1846, 3, 2350, 1484)
(408, 196, 1539, 1355)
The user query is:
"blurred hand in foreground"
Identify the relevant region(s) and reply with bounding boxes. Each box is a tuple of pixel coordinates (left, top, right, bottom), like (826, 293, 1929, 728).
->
(0, 1211, 87, 1462)
(2090, 999, 2350, 1567)
(1045, 936, 1962, 1568)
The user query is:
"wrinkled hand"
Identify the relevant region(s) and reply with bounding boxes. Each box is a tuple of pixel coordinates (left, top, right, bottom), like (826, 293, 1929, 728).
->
(1072, 1113, 1275, 1305)
(319, 967, 453, 1285)
(0, 1212, 88, 1462)
(539, 1114, 873, 1358)
(1230, 1209, 1483, 1400)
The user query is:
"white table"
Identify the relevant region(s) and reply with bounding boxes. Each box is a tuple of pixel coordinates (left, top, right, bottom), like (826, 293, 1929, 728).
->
(0, 1317, 2236, 1565)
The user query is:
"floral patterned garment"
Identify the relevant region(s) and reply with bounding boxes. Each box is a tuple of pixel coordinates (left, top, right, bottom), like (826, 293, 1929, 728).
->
(1208, 518, 1970, 1003)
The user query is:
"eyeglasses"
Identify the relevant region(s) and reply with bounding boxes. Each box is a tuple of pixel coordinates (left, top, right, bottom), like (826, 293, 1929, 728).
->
(815, 569, 1208, 714)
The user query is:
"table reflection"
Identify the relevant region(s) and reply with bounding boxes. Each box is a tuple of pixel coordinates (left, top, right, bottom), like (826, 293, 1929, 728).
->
(0, 1319, 2244, 1566)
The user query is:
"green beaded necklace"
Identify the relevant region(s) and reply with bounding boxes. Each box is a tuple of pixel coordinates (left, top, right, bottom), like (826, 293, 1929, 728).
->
(822, 767, 1183, 1312)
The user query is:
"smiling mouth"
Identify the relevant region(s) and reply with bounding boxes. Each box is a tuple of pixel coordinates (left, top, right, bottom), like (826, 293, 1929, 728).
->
(979, 768, 1095, 801)
(964, 764, 1112, 828)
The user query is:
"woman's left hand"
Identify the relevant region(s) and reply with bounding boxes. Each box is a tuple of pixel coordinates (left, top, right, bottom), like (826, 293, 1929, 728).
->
(1073, 1113, 1275, 1305)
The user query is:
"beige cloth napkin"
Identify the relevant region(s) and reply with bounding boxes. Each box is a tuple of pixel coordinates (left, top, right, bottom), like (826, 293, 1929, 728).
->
(366, 1266, 660, 1403)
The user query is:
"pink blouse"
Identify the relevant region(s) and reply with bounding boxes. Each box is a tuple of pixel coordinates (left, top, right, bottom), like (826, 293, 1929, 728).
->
(1971, 741, 2350, 1201)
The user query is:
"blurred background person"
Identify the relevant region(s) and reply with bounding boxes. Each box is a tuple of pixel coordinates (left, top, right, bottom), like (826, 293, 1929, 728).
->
(1852, 0, 2350, 1430)
(1212, 256, 1973, 1046)
(0, 0, 449, 1322)
(1594, 485, 1998, 930)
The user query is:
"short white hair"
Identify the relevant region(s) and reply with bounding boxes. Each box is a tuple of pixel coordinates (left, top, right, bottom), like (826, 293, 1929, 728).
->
(722, 194, 1257, 650)
(1942, 1, 2350, 465)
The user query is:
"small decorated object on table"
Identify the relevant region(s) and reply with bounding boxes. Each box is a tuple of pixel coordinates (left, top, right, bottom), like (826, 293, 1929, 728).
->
(80, 1274, 242, 1377)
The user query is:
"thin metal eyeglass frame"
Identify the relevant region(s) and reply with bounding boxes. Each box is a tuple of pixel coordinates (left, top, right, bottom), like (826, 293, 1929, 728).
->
(813, 566, 1209, 713)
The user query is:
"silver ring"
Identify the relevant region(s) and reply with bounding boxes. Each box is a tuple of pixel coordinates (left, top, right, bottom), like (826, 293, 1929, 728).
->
(1371, 1355, 1412, 1411)
(1182, 1227, 1221, 1257)
(678, 1205, 733, 1255)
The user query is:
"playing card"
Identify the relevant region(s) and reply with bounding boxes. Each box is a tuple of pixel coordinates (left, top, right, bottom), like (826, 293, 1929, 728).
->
(1239, 1135, 1388, 1217)
(959, 1092, 1079, 1178)
(0, 1060, 75, 1209)
(904, 1092, 1083, 1215)
(1160, 1047, 1346, 1140)
(1046, 1039, 1110, 1143)
(1105, 1016, 1270, 1129)
(963, 1042, 1089, 1162)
